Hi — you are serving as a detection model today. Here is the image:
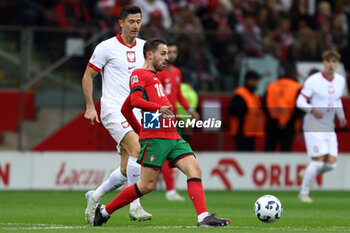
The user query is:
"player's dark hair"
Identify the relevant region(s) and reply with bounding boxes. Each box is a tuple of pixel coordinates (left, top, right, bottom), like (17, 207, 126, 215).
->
(119, 5, 142, 21)
(322, 48, 341, 61)
(143, 38, 167, 58)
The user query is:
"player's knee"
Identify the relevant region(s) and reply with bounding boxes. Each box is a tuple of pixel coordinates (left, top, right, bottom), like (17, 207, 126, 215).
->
(126, 144, 140, 158)
(139, 182, 155, 194)
(188, 163, 201, 178)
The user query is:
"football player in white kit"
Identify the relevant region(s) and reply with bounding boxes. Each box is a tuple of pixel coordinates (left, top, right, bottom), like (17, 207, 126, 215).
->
(82, 6, 152, 223)
(296, 49, 347, 203)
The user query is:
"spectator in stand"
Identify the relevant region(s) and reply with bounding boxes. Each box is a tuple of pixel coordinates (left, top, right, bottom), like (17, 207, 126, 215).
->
(92, 0, 116, 31)
(316, 1, 332, 25)
(273, 14, 294, 61)
(289, 0, 317, 32)
(12, 0, 58, 26)
(236, 11, 263, 57)
(263, 63, 302, 152)
(201, 2, 237, 77)
(141, 10, 167, 40)
(266, 0, 281, 25)
(315, 19, 334, 55)
(133, 0, 172, 29)
(241, 0, 260, 14)
(55, 0, 91, 37)
(173, 2, 204, 42)
(332, 14, 348, 52)
(228, 71, 264, 151)
(291, 24, 318, 61)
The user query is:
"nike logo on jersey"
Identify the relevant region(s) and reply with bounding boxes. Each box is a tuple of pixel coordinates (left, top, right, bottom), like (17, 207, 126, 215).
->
(133, 174, 140, 177)
(128, 66, 135, 70)
(153, 77, 158, 80)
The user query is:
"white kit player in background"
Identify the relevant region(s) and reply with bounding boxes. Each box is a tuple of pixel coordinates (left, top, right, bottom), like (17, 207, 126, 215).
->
(296, 49, 347, 203)
(81, 5, 152, 223)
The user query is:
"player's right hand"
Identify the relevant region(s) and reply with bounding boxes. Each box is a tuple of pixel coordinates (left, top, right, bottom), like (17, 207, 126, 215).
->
(160, 106, 175, 120)
(84, 108, 100, 125)
(311, 108, 323, 119)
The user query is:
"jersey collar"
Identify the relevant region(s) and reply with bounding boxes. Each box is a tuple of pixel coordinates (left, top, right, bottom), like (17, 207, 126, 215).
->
(116, 33, 137, 48)
(321, 71, 334, 82)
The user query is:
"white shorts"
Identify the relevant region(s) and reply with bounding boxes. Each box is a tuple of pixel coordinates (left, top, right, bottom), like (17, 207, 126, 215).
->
(101, 107, 142, 152)
(303, 132, 338, 157)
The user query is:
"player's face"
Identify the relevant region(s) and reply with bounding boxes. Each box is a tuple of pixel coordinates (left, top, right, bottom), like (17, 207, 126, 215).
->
(323, 57, 339, 74)
(119, 13, 142, 38)
(153, 44, 168, 72)
(167, 45, 178, 64)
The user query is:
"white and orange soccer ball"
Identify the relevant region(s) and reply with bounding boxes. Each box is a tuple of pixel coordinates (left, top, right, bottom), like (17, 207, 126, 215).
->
(254, 195, 283, 223)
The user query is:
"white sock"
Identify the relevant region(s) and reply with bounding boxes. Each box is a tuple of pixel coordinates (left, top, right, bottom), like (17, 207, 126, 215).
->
(318, 163, 337, 174)
(198, 212, 210, 222)
(92, 167, 127, 201)
(166, 190, 176, 196)
(127, 157, 142, 210)
(101, 207, 110, 218)
(300, 161, 323, 195)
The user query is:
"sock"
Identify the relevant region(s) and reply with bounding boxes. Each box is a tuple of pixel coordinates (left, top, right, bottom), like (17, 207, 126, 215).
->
(101, 207, 110, 218)
(127, 157, 142, 210)
(161, 161, 175, 192)
(198, 212, 210, 222)
(318, 163, 337, 174)
(105, 184, 143, 215)
(187, 178, 208, 216)
(92, 167, 127, 201)
(300, 161, 323, 195)
(166, 189, 176, 196)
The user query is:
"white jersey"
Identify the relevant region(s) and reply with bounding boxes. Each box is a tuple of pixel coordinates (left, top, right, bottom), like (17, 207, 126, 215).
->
(297, 72, 346, 132)
(88, 34, 145, 110)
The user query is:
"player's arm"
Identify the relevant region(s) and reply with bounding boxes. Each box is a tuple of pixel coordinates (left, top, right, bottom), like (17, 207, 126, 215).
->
(82, 65, 100, 125)
(335, 98, 347, 127)
(130, 90, 174, 119)
(177, 88, 200, 120)
(121, 96, 141, 135)
(296, 79, 323, 118)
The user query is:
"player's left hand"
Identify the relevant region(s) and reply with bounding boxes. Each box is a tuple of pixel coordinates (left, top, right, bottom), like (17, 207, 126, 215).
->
(339, 118, 347, 127)
(160, 106, 175, 120)
(189, 109, 200, 120)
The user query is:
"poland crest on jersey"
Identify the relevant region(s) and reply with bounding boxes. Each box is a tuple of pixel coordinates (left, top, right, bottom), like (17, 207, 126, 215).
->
(126, 51, 136, 62)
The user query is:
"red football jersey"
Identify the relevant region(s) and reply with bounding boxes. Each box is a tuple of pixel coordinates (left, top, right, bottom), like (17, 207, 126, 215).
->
(158, 66, 190, 115)
(129, 68, 181, 140)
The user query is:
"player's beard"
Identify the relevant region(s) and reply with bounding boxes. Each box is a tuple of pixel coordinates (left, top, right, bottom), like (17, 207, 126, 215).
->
(155, 61, 166, 71)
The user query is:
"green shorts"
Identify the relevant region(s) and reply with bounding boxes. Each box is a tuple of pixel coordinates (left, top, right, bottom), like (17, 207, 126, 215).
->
(137, 138, 194, 169)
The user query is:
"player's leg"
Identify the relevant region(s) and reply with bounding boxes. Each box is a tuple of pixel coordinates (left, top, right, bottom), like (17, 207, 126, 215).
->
(120, 131, 152, 221)
(93, 166, 160, 226)
(174, 156, 230, 227)
(85, 112, 134, 223)
(161, 161, 184, 201)
(90, 150, 128, 202)
(170, 139, 230, 227)
(318, 133, 338, 174)
(299, 132, 328, 202)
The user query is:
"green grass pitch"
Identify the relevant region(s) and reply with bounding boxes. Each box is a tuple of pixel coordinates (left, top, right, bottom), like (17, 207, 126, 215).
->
(0, 190, 349, 233)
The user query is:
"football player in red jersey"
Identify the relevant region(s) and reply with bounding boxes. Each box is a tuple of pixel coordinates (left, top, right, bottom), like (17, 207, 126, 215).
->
(92, 38, 230, 227)
(157, 42, 199, 201)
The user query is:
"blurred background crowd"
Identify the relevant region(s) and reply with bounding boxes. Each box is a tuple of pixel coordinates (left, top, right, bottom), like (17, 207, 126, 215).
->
(1, 0, 350, 92)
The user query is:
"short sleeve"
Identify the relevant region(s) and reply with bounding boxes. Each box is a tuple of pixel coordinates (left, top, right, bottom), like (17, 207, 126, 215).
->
(300, 78, 313, 99)
(88, 42, 109, 71)
(130, 70, 146, 94)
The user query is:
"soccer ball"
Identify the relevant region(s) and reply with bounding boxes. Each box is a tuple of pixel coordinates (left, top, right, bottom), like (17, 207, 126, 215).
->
(254, 195, 283, 223)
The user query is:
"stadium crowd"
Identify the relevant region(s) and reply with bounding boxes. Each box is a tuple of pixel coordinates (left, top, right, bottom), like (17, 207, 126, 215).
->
(1, 0, 350, 91)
